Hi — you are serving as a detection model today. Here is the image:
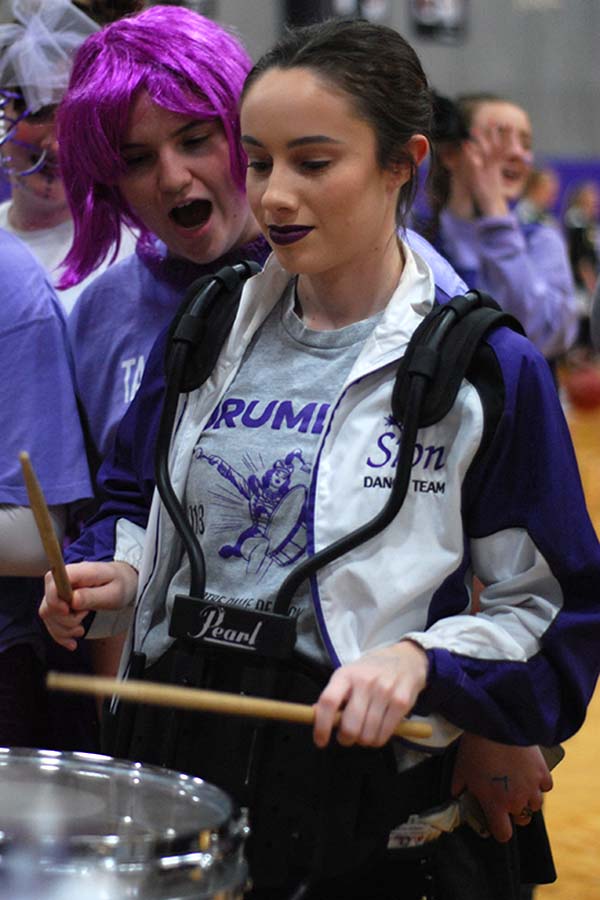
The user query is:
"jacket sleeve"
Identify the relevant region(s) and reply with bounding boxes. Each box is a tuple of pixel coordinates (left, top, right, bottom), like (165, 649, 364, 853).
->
(476, 215, 578, 358)
(65, 329, 169, 568)
(407, 328, 600, 745)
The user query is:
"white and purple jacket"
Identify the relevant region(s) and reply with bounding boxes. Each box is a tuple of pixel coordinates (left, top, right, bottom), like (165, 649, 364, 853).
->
(67, 243, 600, 750)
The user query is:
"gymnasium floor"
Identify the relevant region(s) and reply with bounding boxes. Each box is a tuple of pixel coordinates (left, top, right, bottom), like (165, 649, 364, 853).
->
(538, 398, 600, 899)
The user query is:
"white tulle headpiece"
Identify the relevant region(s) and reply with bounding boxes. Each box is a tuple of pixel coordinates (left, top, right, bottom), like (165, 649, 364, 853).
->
(0, 0, 98, 112)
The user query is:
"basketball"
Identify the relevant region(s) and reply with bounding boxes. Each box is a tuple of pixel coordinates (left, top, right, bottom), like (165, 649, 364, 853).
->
(563, 364, 600, 410)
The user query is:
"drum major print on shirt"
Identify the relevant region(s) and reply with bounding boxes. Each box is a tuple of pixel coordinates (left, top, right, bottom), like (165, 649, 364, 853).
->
(194, 444, 312, 581)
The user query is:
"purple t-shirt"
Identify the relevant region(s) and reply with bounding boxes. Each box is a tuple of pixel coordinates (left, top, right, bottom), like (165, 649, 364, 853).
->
(68, 238, 270, 459)
(0, 228, 92, 652)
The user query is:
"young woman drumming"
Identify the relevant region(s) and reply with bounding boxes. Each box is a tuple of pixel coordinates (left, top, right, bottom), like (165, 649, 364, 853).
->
(41, 16, 600, 900)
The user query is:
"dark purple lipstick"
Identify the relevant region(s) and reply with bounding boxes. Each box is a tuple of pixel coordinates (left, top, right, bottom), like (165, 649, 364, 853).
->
(268, 225, 314, 246)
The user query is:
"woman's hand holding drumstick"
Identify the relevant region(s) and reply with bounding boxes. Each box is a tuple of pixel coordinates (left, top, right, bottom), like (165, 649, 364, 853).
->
(19, 451, 138, 650)
(47, 671, 433, 743)
(19, 451, 73, 603)
(27, 447, 431, 746)
(40, 560, 138, 650)
(313, 640, 430, 748)
(20, 450, 84, 648)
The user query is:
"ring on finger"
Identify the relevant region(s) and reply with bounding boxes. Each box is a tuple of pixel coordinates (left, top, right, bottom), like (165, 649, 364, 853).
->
(518, 806, 534, 819)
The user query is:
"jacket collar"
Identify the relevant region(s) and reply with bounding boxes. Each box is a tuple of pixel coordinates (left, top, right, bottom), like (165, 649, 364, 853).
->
(230, 241, 435, 374)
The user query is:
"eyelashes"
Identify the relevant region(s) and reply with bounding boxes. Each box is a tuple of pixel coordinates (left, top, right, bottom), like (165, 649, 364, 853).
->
(246, 159, 332, 174)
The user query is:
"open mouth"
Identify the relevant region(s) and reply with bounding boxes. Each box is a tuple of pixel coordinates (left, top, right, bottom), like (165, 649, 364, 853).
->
(169, 199, 212, 230)
(502, 167, 523, 183)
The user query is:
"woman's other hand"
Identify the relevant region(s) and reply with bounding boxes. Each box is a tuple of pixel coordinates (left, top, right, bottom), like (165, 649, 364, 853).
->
(452, 732, 553, 842)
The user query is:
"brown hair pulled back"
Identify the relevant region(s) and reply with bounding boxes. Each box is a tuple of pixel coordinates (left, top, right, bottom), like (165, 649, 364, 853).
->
(242, 17, 432, 227)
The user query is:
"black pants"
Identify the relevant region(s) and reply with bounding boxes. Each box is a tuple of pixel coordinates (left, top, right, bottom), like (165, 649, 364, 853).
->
(104, 646, 553, 899)
(0, 644, 49, 747)
(245, 828, 544, 900)
(0, 638, 99, 753)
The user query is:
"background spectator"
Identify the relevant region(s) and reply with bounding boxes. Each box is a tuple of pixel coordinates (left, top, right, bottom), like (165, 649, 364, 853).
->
(0, 0, 137, 314)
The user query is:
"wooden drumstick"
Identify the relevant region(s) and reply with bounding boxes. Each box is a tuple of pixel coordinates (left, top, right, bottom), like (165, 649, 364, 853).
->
(19, 450, 73, 604)
(47, 671, 434, 741)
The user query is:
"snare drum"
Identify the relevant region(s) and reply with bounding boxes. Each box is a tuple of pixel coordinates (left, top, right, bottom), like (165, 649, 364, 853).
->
(0, 748, 248, 899)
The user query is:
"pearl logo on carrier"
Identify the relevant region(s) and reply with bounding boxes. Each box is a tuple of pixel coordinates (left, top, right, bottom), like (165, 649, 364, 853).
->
(188, 605, 263, 650)
(169, 595, 297, 660)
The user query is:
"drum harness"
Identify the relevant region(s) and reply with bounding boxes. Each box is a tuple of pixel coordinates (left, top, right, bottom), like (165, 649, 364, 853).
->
(107, 262, 556, 900)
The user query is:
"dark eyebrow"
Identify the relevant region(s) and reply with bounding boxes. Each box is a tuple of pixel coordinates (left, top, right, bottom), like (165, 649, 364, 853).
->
(122, 120, 209, 150)
(241, 134, 342, 149)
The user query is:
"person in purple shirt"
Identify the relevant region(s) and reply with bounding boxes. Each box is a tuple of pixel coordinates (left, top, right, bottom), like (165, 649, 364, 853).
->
(424, 92, 578, 365)
(0, 226, 92, 747)
(57, 7, 267, 464)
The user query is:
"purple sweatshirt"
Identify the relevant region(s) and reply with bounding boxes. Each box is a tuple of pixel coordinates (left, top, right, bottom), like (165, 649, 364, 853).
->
(68, 237, 270, 459)
(0, 228, 91, 653)
(438, 209, 578, 359)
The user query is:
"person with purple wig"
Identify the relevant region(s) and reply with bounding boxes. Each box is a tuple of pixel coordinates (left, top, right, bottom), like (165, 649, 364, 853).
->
(58, 5, 268, 464)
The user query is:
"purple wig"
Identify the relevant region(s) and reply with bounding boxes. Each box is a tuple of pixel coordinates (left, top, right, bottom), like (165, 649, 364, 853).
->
(57, 5, 252, 287)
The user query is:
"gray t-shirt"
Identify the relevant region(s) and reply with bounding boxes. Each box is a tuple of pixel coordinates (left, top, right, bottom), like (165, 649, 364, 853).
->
(163, 281, 381, 666)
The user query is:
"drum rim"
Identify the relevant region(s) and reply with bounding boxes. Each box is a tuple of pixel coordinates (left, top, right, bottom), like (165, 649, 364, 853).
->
(0, 747, 245, 866)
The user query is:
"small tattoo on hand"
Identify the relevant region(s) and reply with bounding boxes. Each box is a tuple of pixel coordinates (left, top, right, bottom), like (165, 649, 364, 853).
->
(491, 775, 510, 792)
